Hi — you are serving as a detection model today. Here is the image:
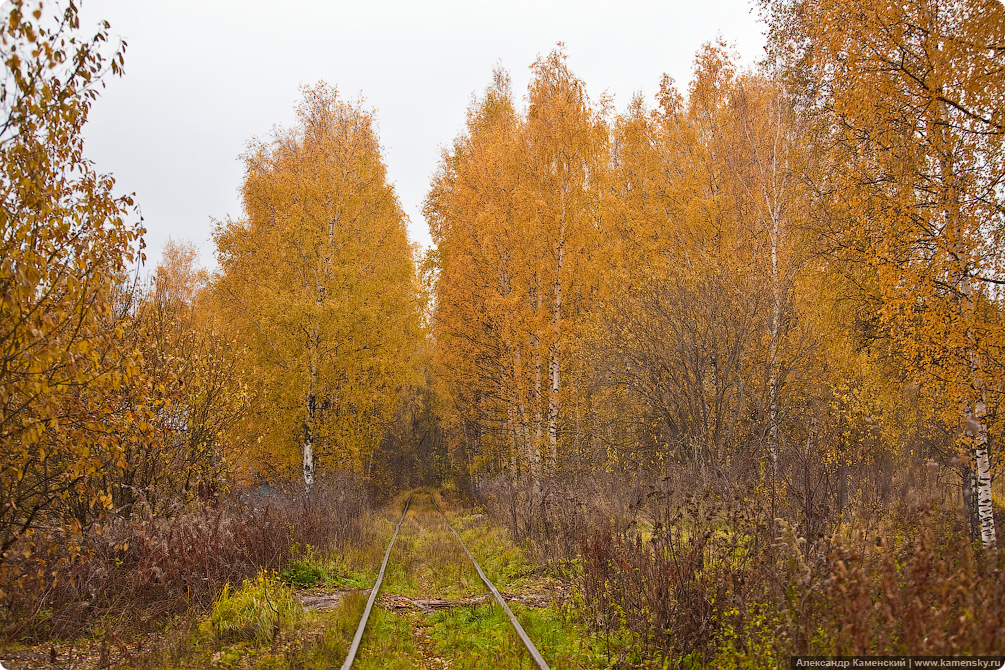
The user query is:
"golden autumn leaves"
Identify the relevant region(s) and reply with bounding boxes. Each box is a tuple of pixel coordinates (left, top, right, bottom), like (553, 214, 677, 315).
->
(427, 46, 795, 490)
(428, 2, 1005, 548)
(770, 0, 1005, 547)
(213, 84, 422, 488)
(426, 55, 609, 494)
(3, 0, 1004, 580)
(1, 0, 143, 560)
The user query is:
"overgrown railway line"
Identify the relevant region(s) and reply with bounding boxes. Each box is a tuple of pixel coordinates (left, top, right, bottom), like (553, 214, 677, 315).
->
(340, 493, 414, 669)
(341, 492, 551, 669)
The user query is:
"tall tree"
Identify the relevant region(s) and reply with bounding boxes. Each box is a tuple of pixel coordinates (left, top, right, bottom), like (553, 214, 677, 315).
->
(521, 50, 610, 483)
(214, 84, 420, 490)
(426, 51, 608, 500)
(765, 0, 1005, 546)
(728, 71, 807, 484)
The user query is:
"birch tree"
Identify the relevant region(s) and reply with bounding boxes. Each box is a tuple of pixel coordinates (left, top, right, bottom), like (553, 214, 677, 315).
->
(766, 0, 1005, 547)
(727, 73, 806, 481)
(215, 84, 420, 490)
(427, 51, 609, 498)
(521, 49, 610, 482)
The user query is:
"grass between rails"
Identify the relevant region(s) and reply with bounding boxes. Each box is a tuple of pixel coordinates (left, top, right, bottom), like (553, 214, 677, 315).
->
(286, 488, 630, 669)
(378, 492, 485, 601)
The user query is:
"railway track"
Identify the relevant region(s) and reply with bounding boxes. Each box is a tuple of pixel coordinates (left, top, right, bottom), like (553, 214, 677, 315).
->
(340, 491, 550, 669)
(340, 493, 413, 670)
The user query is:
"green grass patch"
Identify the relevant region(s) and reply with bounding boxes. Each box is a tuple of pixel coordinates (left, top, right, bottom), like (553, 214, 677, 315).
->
(353, 607, 421, 670)
(422, 601, 629, 669)
(205, 571, 304, 645)
(427, 603, 531, 669)
(280, 559, 331, 588)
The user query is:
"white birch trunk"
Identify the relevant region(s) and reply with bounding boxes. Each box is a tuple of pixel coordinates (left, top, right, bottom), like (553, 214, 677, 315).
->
(303, 391, 316, 493)
(514, 344, 532, 477)
(531, 326, 543, 499)
(967, 401, 996, 549)
(302, 216, 337, 494)
(738, 84, 789, 475)
(963, 312, 997, 549)
(547, 211, 566, 475)
(303, 344, 318, 492)
(933, 94, 997, 549)
(767, 214, 781, 473)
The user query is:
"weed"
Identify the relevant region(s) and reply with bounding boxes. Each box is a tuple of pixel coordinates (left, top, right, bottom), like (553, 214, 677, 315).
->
(280, 560, 331, 588)
(206, 571, 303, 645)
(0, 473, 369, 642)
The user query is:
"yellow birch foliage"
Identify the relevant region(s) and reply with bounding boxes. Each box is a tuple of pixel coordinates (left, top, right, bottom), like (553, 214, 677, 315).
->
(214, 84, 421, 483)
(0, 0, 145, 561)
(90, 241, 253, 517)
(425, 69, 522, 474)
(596, 45, 788, 466)
(426, 51, 609, 486)
(766, 0, 1005, 543)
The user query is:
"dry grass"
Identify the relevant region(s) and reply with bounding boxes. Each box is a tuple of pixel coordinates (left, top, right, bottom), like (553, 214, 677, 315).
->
(0, 473, 369, 644)
(473, 458, 1005, 667)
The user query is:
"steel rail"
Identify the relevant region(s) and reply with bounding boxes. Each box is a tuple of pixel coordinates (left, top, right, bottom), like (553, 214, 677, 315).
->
(429, 493, 551, 670)
(340, 493, 413, 670)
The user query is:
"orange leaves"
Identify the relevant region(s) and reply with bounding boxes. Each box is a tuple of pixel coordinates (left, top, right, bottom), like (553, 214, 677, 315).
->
(1, 0, 142, 560)
(766, 0, 1005, 404)
(213, 83, 421, 484)
(762, 0, 1005, 545)
(428, 51, 610, 483)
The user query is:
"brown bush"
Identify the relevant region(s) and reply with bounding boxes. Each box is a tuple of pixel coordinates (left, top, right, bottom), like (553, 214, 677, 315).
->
(524, 459, 1003, 666)
(477, 470, 642, 568)
(0, 473, 367, 641)
(578, 478, 776, 664)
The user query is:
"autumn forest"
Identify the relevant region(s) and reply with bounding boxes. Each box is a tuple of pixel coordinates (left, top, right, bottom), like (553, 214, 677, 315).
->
(2, 0, 1004, 667)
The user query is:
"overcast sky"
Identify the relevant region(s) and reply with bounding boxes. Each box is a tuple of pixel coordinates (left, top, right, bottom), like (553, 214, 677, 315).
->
(79, 0, 767, 271)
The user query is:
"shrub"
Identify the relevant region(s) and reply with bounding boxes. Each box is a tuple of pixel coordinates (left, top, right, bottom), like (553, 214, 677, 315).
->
(280, 559, 331, 588)
(577, 485, 774, 665)
(0, 473, 368, 641)
(823, 511, 1005, 655)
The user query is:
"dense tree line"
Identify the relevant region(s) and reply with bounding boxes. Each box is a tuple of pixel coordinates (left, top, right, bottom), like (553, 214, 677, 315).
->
(427, 0, 1005, 550)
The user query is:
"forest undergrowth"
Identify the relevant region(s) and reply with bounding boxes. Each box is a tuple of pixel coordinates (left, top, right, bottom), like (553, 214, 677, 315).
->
(0, 475, 375, 668)
(476, 464, 1005, 667)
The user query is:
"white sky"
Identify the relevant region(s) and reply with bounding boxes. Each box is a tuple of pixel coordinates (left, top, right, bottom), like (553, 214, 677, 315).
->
(79, 0, 766, 271)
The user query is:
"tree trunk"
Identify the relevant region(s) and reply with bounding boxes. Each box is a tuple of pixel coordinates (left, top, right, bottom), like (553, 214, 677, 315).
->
(303, 350, 318, 493)
(530, 327, 543, 502)
(963, 386, 997, 548)
(514, 344, 532, 478)
(303, 392, 316, 493)
(961, 280, 997, 548)
(961, 463, 980, 543)
(547, 212, 565, 478)
(974, 438, 996, 549)
(767, 205, 781, 481)
(933, 88, 998, 549)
